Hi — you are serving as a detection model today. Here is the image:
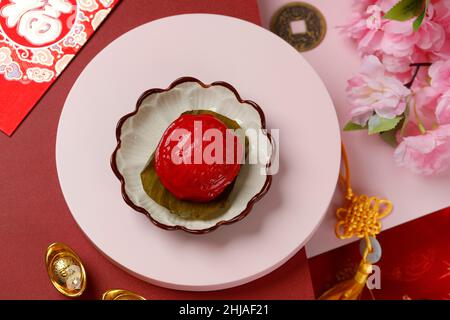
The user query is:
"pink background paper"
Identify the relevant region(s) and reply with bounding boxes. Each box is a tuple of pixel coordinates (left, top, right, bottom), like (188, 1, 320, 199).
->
(257, 0, 450, 257)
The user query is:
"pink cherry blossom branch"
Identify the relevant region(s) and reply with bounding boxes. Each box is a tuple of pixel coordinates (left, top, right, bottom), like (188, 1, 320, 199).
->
(403, 63, 432, 135)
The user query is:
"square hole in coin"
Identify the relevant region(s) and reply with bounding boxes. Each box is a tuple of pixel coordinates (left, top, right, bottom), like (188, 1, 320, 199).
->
(290, 19, 307, 34)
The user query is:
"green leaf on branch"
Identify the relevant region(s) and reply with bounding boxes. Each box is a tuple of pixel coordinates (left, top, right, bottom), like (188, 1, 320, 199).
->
(368, 114, 403, 135)
(380, 129, 399, 147)
(343, 122, 367, 131)
(413, 8, 426, 31)
(413, 0, 429, 31)
(384, 0, 426, 22)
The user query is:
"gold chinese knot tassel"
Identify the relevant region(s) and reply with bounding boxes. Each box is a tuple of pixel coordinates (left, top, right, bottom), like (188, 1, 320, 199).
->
(319, 260, 373, 300)
(319, 143, 392, 300)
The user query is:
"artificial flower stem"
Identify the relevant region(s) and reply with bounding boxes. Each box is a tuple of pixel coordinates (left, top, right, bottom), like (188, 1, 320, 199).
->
(404, 63, 432, 89)
(418, 123, 426, 135)
(409, 63, 432, 67)
(413, 100, 427, 134)
(399, 98, 411, 137)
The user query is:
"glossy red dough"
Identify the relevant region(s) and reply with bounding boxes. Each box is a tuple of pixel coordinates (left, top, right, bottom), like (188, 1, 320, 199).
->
(154, 114, 243, 202)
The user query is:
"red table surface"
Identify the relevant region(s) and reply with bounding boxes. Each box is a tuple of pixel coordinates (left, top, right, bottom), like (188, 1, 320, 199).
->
(0, 0, 314, 300)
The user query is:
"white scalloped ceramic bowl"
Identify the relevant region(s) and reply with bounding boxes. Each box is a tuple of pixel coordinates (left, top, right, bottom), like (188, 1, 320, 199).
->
(111, 77, 272, 233)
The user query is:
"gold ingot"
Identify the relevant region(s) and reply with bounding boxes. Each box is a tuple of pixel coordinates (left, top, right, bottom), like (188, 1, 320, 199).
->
(45, 242, 87, 297)
(102, 289, 145, 300)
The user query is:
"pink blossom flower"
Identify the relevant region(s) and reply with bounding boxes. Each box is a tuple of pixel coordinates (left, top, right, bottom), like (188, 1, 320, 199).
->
(433, 0, 450, 31)
(428, 1, 450, 60)
(343, 1, 449, 72)
(353, 0, 379, 14)
(342, 0, 450, 175)
(347, 55, 411, 125)
(430, 39, 450, 60)
(394, 124, 450, 175)
(380, 20, 419, 57)
(429, 59, 450, 93)
(413, 86, 441, 126)
(436, 91, 450, 124)
(417, 19, 446, 52)
(413, 60, 450, 126)
(340, 4, 385, 54)
(380, 53, 412, 73)
(380, 3, 446, 57)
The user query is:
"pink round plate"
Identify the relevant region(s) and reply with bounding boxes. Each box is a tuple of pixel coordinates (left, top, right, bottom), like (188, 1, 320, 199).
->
(56, 14, 340, 291)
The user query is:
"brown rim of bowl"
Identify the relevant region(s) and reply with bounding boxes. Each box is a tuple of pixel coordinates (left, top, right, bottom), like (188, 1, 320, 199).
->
(111, 76, 273, 234)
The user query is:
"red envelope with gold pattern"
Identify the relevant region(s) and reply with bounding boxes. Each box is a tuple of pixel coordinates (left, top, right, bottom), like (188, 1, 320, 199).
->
(0, 0, 120, 136)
